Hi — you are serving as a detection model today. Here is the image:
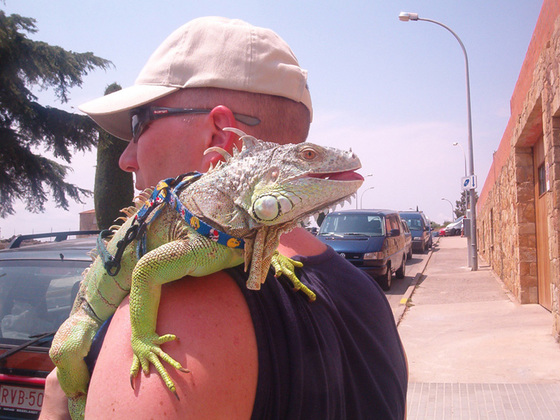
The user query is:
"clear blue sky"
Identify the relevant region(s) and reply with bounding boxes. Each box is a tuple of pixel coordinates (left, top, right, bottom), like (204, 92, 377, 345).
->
(0, 0, 543, 237)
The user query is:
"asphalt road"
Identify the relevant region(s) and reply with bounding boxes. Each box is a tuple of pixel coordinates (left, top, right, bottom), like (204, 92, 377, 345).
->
(384, 248, 432, 321)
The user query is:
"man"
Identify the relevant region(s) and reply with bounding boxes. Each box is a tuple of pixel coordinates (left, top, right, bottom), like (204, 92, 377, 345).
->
(41, 17, 407, 419)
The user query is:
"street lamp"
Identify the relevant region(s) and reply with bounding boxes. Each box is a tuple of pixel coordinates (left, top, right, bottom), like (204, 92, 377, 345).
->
(452, 142, 467, 177)
(360, 187, 375, 209)
(355, 174, 373, 208)
(453, 141, 471, 264)
(441, 198, 454, 222)
(399, 11, 478, 271)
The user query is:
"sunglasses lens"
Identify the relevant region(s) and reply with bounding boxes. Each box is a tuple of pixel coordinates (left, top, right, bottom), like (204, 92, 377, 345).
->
(131, 111, 144, 142)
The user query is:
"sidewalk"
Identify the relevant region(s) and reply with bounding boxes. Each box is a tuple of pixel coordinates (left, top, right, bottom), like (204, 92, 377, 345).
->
(397, 235, 560, 419)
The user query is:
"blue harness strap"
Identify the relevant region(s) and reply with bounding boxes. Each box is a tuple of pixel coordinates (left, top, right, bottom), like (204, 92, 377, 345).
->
(136, 173, 245, 254)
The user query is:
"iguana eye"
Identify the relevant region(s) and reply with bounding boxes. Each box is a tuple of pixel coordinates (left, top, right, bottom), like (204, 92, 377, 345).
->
(300, 147, 318, 161)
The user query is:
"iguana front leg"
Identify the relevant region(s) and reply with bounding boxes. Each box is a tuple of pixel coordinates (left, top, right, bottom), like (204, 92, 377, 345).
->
(129, 237, 243, 395)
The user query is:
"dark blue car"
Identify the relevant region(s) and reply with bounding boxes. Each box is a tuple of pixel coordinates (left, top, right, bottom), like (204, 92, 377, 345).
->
(317, 210, 407, 290)
(398, 211, 432, 253)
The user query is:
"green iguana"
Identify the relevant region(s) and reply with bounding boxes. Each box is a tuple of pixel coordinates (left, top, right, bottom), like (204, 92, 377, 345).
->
(49, 128, 363, 419)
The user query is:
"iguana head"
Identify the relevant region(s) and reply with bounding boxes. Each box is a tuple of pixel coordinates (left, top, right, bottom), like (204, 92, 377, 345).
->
(220, 128, 364, 227)
(185, 128, 364, 290)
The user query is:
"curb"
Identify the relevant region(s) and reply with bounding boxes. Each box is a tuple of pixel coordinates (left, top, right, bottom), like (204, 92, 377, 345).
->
(399, 272, 423, 306)
(395, 237, 439, 326)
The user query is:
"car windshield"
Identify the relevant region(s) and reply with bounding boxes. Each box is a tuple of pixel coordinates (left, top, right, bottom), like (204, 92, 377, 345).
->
(318, 214, 385, 237)
(0, 259, 87, 345)
(401, 217, 423, 230)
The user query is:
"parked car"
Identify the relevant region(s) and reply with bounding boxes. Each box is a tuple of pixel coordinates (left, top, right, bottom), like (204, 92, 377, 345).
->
(401, 220, 413, 259)
(317, 209, 407, 290)
(439, 228, 447, 237)
(445, 216, 464, 236)
(0, 231, 97, 419)
(398, 211, 432, 253)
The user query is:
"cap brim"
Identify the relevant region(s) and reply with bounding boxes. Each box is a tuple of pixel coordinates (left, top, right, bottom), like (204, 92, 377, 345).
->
(79, 85, 179, 141)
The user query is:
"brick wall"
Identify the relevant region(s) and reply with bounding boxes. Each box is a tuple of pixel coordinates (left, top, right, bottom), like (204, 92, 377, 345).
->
(477, 0, 560, 340)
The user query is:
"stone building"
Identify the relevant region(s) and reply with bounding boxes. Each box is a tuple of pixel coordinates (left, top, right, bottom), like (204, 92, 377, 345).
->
(477, 0, 560, 340)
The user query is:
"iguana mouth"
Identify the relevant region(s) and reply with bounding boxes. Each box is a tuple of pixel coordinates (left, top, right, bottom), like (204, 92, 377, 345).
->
(308, 170, 364, 181)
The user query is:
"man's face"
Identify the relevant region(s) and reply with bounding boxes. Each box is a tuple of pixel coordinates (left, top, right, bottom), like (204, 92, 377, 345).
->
(119, 95, 212, 190)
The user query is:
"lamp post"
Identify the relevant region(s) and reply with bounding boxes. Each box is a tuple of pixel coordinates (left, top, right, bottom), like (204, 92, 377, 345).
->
(355, 174, 373, 209)
(399, 12, 478, 270)
(441, 198, 454, 222)
(360, 187, 375, 209)
(452, 141, 473, 262)
(452, 142, 467, 177)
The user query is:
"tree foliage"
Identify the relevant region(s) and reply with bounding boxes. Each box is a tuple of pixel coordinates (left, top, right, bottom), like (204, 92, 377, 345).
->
(455, 190, 478, 219)
(94, 84, 134, 229)
(0, 10, 112, 218)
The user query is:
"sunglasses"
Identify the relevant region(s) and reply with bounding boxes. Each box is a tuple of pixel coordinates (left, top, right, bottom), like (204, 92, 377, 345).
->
(130, 106, 261, 143)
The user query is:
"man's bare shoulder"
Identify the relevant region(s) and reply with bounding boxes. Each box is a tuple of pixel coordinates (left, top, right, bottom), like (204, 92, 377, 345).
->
(277, 227, 327, 257)
(85, 271, 258, 419)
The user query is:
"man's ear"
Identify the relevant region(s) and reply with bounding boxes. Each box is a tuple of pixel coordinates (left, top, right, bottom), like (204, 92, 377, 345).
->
(203, 106, 241, 168)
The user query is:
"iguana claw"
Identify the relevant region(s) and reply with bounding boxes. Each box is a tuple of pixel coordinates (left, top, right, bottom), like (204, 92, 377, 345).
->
(130, 332, 189, 395)
(271, 252, 316, 302)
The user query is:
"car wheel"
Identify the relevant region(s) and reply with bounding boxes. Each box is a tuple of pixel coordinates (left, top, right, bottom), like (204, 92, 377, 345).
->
(396, 256, 406, 279)
(407, 247, 413, 259)
(377, 264, 392, 291)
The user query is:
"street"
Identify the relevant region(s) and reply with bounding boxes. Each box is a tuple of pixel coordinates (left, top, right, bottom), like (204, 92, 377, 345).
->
(384, 245, 433, 322)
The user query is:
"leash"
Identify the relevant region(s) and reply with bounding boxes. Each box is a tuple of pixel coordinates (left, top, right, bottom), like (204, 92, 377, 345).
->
(97, 172, 244, 276)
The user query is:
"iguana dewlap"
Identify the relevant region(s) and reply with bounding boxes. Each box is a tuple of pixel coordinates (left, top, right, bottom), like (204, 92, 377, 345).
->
(49, 128, 363, 419)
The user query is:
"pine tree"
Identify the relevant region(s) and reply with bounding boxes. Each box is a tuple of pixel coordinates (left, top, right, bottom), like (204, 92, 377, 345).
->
(455, 190, 478, 219)
(94, 84, 134, 230)
(455, 191, 468, 218)
(0, 10, 112, 218)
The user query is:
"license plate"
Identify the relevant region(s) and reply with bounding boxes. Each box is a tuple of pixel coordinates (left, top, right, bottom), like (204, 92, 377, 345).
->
(0, 384, 43, 414)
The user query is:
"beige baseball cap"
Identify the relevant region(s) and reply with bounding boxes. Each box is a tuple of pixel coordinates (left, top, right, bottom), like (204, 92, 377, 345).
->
(79, 16, 312, 141)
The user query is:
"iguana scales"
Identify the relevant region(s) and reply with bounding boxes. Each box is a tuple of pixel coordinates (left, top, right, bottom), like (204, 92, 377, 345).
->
(49, 128, 363, 419)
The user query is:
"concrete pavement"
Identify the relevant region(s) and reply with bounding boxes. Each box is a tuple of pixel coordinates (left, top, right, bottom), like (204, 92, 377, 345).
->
(397, 235, 560, 419)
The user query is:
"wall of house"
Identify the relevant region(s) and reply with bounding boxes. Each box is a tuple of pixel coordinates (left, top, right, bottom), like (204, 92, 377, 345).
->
(79, 209, 98, 231)
(477, 0, 560, 340)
